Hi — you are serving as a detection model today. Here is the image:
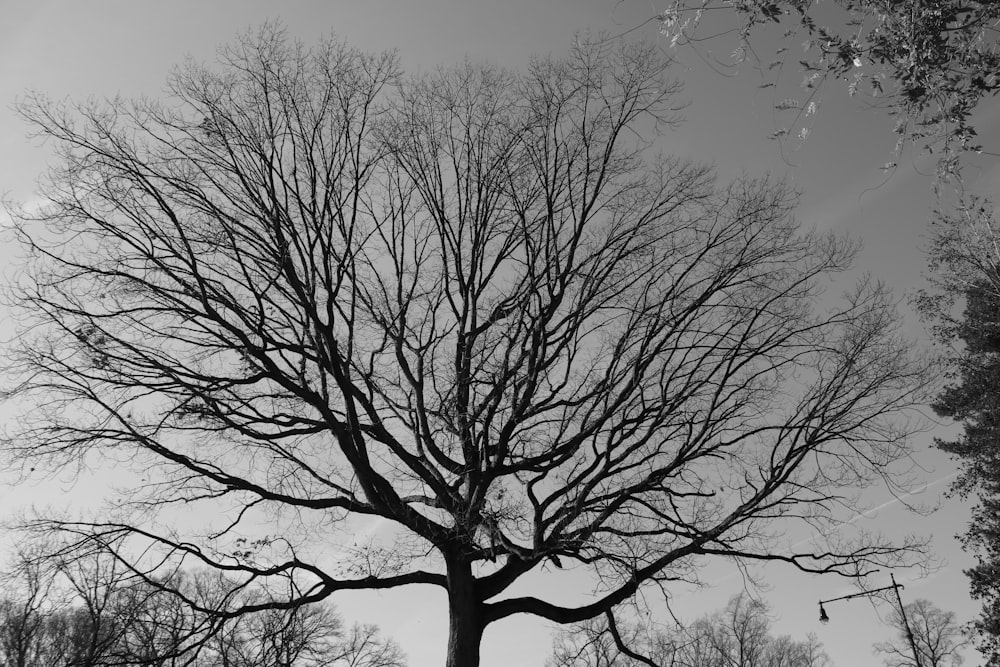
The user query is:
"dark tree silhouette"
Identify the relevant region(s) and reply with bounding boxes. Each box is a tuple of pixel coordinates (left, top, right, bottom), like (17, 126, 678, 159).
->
(917, 200, 1000, 665)
(5, 24, 929, 667)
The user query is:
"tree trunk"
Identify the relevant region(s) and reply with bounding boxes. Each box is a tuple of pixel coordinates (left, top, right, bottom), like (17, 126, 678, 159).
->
(445, 559, 485, 667)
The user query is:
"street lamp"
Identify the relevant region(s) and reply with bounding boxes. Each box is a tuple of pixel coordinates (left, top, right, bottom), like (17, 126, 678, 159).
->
(818, 573, 921, 667)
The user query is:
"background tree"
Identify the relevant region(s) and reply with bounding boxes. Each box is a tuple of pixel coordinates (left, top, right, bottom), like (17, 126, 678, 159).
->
(109, 574, 200, 666)
(874, 598, 971, 667)
(548, 594, 830, 667)
(548, 615, 661, 667)
(48, 543, 140, 667)
(0, 548, 62, 667)
(4, 24, 930, 667)
(196, 576, 405, 667)
(916, 201, 1000, 664)
(0, 546, 403, 667)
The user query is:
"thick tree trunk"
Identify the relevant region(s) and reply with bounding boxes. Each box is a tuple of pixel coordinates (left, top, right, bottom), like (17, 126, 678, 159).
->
(445, 559, 485, 667)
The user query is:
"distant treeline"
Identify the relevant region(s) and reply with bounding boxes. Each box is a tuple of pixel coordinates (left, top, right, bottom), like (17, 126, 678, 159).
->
(0, 547, 405, 667)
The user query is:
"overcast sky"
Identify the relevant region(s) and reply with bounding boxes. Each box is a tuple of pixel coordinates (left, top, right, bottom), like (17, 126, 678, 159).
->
(1, 2, 996, 666)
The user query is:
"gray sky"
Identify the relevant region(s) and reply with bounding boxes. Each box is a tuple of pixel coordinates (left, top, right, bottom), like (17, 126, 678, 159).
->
(1, 2, 995, 665)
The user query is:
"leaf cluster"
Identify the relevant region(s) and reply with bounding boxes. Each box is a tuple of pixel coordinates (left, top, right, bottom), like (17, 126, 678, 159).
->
(656, 0, 999, 172)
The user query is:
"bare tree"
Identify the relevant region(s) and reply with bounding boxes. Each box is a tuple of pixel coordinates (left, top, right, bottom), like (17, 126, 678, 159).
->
(0, 547, 403, 667)
(5, 23, 930, 667)
(767, 634, 830, 667)
(323, 623, 406, 667)
(689, 596, 830, 667)
(198, 577, 405, 667)
(83, 565, 406, 667)
(549, 594, 830, 667)
(875, 598, 971, 667)
(703, 593, 772, 667)
(50, 544, 139, 666)
(548, 615, 657, 667)
(0, 548, 61, 667)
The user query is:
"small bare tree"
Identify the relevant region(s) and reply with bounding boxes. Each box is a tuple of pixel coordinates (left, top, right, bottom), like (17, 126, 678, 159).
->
(5, 24, 929, 667)
(875, 599, 971, 667)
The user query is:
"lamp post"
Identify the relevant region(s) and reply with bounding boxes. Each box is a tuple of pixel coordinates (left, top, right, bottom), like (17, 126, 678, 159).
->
(818, 573, 922, 667)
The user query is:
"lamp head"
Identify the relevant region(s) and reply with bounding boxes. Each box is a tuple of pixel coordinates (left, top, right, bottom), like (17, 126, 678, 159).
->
(819, 603, 829, 624)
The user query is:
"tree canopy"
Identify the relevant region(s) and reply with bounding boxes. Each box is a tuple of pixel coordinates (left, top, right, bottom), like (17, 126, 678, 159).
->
(4, 25, 930, 666)
(647, 0, 1000, 173)
(918, 200, 1000, 665)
